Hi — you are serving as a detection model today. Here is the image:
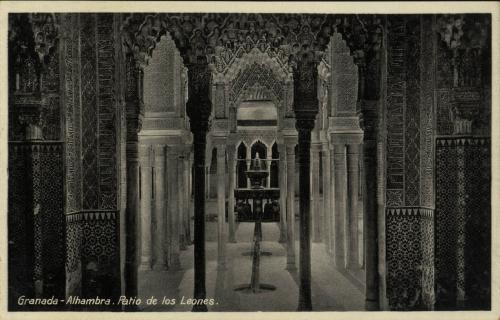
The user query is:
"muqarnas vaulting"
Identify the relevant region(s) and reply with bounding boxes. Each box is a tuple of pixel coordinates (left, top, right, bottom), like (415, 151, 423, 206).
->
(7, 13, 491, 312)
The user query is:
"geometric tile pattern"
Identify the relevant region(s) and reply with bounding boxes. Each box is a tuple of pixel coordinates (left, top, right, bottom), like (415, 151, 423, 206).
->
(386, 207, 434, 310)
(435, 137, 491, 310)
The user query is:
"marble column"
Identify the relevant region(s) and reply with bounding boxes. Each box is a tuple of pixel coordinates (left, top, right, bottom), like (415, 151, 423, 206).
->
(186, 62, 212, 312)
(285, 140, 297, 270)
(178, 152, 187, 251)
(278, 143, 287, 243)
(322, 143, 332, 254)
(293, 58, 319, 311)
(297, 122, 314, 311)
(167, 146, 180, 270)
(333, 144, 347, 268)
(139, 144, 152, 270)
(124, 64, 142, 301)
(192, 130, 209, 312)
(216, 143, 227, 268)
(153, 145, 167, 270)
(227, 145, 237, 243)
(347, 144, 360, 269)
(311, 143, 322, 243)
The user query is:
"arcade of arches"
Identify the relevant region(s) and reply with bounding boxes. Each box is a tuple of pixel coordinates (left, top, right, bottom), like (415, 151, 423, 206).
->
(8, 13, 491, 312)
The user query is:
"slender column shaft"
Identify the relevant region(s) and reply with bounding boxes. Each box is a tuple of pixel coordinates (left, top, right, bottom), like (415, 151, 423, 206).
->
(216, 144, 227, 268)
(286, 142, 296, 270)
(278, 144, 287, 243)
(227, 146, 236, 243)
(139, 145, 152, 270)
(311, 144, 321, 243)
(334, 144, 347, 268)
(322, 144, 332, 254)
(192, 130, 208, 311)
(167, 146, 180, 269)
(153, 145, 167, 270)
(125, 143, 139, 299)
(347, 144, 360, 268)
(297, 127, 312, 311)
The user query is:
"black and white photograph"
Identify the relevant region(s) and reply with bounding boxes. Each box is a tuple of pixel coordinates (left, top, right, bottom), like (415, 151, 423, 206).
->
(1, 1, 498, 317)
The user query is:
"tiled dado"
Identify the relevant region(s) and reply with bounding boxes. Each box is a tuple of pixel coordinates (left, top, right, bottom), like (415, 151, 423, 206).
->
(385, 207, 435, 311)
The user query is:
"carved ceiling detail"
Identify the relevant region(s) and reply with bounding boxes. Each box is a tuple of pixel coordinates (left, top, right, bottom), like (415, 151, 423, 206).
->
(121, 13, 383, 70)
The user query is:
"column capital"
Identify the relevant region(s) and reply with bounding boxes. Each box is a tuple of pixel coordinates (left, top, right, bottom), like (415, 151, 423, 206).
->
(186, 62, 212, 128)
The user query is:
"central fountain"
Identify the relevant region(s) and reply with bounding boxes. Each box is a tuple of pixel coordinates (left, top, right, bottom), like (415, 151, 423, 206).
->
(234, 153, 277, 294)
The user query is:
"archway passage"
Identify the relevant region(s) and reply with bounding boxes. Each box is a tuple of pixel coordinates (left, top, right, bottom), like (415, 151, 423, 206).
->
(134, 40, 367, 311)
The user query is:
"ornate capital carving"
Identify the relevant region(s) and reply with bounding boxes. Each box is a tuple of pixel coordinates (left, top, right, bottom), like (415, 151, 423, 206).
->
(292, 55, 319, 123)
(186, 62, 212, 134)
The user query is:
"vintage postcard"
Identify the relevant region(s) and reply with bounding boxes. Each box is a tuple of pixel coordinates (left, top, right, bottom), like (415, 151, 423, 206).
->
(0, 1, 498, 320)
